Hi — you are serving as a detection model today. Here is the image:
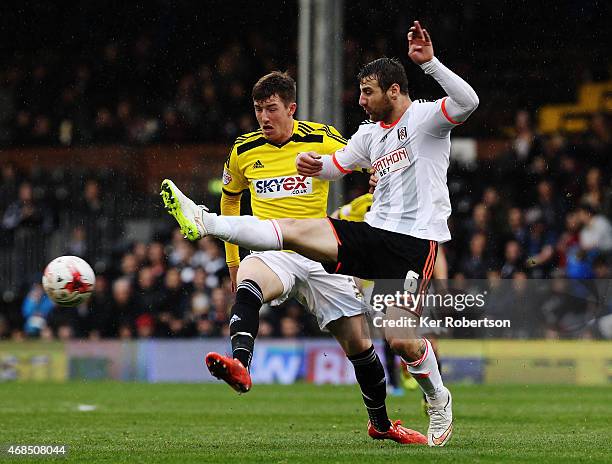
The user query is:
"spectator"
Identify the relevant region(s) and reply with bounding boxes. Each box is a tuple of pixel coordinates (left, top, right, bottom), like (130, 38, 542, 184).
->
(524, 217, 557, 277)
(109, 278, 136, 337)
(87, 275, 113, 339)
(511, 110, 542, 164)
(459, 233, 489, 279)
(280, 317, 301, 338)
(135, 266, 162, 315)
(556, 211, 582, 269)
(505, 207, 529, 250)
(195, 317, 217, 337)
(22, 283, 54, 337)
(77, 178, 113, 264)
(135, 313, 155, 339)
(581, 167, 604, 211)
(530, 180, 564, 234)
(65, 225, 87, 257)
(577, 203, 612, 252)
(159, 268, 188, 318)
(2, 182, 53, 286)
(147, 241, 167, 279)
(500, 240, 525, 279)
(120, 253, 139, 282)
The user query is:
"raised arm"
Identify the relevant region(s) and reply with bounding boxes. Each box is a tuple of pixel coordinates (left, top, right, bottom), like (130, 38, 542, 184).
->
(408, 20, 479, 123)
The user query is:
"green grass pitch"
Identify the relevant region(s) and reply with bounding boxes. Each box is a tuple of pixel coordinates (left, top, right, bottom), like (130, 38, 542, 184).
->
(1, 382, 610, 463)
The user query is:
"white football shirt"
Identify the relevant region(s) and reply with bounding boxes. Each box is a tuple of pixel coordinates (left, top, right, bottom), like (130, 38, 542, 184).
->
(329, 57, 479, 243)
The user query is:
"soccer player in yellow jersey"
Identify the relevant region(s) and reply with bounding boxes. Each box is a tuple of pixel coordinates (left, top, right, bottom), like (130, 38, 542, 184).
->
(200, 72, 426, 444)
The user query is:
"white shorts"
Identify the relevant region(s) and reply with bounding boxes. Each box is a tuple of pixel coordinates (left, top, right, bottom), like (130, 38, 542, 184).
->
(243, 251, 367, 329)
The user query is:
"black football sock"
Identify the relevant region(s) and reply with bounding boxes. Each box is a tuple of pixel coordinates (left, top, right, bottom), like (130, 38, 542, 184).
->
(230, 279, 263, 370)
(348, 345, 392, 432)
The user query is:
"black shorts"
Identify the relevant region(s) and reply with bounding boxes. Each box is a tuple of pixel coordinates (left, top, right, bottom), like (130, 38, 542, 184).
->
(324, 218, 438, 316)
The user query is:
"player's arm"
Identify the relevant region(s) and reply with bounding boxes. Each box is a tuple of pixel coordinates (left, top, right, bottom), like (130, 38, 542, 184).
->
(296, 125, 371, 180)
(408, 20, 479, 124)
(221, 190, 242, 288)
(221, 144, 249, 291)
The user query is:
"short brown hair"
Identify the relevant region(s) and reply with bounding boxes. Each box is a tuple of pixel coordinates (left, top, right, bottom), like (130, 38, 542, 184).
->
(358, 57, 409, 94)
(252, 71, 296, 106)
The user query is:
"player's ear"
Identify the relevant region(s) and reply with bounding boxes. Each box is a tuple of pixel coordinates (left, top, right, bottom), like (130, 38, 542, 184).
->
(389, 83, 400, 100)
(288, 102, 297, 116)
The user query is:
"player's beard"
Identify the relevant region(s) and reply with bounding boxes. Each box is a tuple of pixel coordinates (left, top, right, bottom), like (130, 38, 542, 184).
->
(367, 95, 393, 123)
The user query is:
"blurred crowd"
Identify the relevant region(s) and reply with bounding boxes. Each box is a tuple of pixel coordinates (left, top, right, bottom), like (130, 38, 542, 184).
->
(0, 215, 319, 341)
(1, 110, 612, 341)
(11, 234, 315, 342)
(444, 111, 612, 282)
(0, 38, 278, 147)
(1, 0, 611, 341)
(1, 1, 608, 147)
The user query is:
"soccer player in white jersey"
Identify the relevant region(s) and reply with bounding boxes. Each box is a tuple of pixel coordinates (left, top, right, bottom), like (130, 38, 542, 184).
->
(161, 21, 478, 447)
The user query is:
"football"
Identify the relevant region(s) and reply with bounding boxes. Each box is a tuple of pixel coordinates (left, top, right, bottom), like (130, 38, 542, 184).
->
(42, 256, 96, 307)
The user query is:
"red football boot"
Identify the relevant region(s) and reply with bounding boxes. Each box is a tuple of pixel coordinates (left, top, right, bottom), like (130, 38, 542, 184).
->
(368, 420, 428, 445)
(205, 352, 252, 393)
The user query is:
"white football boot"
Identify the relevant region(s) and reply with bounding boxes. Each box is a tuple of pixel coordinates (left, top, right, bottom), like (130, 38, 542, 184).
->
(427, 386, 453, 447)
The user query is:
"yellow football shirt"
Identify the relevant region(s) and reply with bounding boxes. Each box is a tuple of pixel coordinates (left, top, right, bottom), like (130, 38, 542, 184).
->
(221, 120, 347, 266)
(222, 120, 347, 219)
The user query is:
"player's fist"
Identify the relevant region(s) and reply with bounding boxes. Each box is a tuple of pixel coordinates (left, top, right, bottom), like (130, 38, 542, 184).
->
(408, 20, 434, 65)
(369, 172, 379, 193)
(296, 151, 323, 177)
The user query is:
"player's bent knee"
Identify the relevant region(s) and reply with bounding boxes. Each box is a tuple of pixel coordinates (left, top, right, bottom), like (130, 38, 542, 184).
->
(237, 257, 284, 301)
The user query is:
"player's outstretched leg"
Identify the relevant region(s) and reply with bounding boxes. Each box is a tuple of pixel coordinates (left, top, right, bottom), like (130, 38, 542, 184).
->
(161, 179, 283, 250)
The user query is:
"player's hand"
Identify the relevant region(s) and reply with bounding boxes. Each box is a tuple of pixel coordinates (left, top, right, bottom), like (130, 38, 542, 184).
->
(408, 20, 434, 65)
(296, 151, 323, 177)
(369, 172, 379, 193)
(229, 265, 239, 293)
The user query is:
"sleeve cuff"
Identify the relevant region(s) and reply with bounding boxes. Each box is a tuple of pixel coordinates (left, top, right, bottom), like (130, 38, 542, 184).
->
(332, 152, 351, 174)
(419, 56, 441, 74)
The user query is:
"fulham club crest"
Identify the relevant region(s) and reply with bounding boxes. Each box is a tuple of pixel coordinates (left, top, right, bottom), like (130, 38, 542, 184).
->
(398, 126, 407, 141)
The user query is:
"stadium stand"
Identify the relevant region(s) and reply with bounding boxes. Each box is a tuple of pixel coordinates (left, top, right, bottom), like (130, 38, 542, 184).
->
(1, 1, 610, 341)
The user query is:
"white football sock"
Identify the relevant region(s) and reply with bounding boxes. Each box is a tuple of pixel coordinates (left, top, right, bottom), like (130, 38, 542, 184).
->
(405, 338, 445, 403)
(208, 214, 283, 251)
